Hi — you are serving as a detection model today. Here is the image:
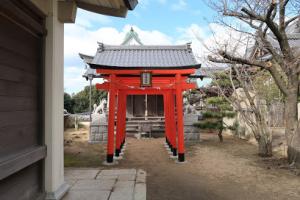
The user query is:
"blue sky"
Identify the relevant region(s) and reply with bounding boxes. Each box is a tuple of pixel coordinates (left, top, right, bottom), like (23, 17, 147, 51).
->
(64, 0, 218, 94)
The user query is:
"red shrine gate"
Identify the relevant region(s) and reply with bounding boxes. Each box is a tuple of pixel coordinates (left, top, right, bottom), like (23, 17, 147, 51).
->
(95, 68, 197, 163)
(80, 43, 201, 163)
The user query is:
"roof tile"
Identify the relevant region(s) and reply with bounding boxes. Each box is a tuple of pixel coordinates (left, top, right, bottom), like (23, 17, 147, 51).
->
(85, 43, 200, 69)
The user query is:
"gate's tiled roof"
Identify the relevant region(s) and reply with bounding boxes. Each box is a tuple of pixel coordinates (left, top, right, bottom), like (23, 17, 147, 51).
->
(84, 43, 200, 69)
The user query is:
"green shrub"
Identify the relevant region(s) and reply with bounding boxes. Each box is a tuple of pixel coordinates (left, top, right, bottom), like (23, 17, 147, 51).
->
(193, 120, 223, 130)
(202, 111, 236, 119)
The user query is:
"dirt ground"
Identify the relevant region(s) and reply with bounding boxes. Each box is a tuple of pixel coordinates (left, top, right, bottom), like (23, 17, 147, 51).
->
(64, 128, 300, 200)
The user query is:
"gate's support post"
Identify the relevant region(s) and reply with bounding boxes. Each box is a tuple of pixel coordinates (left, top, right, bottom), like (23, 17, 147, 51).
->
(176, 74, 185, 162)
(115, 91, 121, 157)
(167, 91, 175, 153)
(107, 74, 116, 163)
(163, 92, 171, 150)
(116, 91, 126, 156)
(170, 91, 177, 156)
(121, 93, 127, 149)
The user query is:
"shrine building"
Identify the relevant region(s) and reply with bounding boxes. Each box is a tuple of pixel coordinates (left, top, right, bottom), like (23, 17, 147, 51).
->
(80, 28, 201, 163)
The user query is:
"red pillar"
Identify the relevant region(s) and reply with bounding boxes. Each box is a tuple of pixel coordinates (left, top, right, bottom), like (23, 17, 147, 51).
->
(107, 74, 116, 163)
(122, 94, 127, 148)
(176, 74, 185, 162)
(116, 91, 127, 156)
(115, 91, 122, 157)
(163, 92, 171, 149)
(169, 91, 177, 156)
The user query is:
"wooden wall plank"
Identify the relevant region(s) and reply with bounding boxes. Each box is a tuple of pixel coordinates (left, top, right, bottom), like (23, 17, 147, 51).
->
(0, 96, 37, 112)
(0, 14, 40, 60)
(0, 124, 38, 157)
(0, 64, 38, 86)
(0, 1, 45, 199)
(0, 111, 38, 128)
(0, 79, 38, 97)
(0, 161, 44, 200)
(0, 47, 38, 74)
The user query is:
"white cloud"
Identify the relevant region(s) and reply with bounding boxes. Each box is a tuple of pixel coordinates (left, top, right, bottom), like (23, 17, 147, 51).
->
(64, 66, 87, 94)
(64, 24, 173, 59)
(203, 23, 253, 57)
(64, 25, 125, 58)
(175, 24, 209, 62)
(64, 24, 173, 94)
(64, 15, 248, 93)
(171, 0, 187, 11)
(174, 23, 252, 71)
(125, 25, 173, 45)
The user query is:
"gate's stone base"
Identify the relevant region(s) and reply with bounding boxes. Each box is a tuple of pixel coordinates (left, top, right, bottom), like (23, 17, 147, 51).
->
(184, 114, 200, 142)
(89, 113, 201, 143)
(288, 146, 300, 168)
(89, 113, 108, 143)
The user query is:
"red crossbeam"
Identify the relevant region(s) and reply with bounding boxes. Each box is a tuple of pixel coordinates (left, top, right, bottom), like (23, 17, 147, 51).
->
(96, 82, 196, 91)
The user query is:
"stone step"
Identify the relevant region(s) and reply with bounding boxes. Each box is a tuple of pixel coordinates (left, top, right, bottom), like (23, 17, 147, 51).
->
(126, 122, 164, 125)
(127, 117, 165, 121)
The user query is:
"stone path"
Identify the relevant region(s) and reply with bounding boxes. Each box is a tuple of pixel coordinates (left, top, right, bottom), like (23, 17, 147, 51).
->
(63, 168, 146, 200)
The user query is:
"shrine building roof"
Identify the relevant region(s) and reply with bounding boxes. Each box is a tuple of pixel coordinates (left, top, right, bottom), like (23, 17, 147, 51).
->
(81, 43, 201, 70)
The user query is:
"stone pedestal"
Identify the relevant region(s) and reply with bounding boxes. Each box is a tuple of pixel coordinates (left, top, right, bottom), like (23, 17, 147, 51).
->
(184, 114, 200, 141)
(90, 113, 108, 143)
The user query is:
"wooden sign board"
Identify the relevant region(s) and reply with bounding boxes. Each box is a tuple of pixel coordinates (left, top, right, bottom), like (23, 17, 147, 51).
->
(140, 72, 152, 87)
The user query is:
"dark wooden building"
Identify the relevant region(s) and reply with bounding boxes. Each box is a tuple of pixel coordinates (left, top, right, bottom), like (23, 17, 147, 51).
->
(0, 1, 137, 200)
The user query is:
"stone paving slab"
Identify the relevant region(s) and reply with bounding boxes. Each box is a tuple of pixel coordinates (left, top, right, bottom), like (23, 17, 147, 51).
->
(96, 174, 119, 181)
(99, 169, 137, 176)
(63, 190, 110, 200)
(63, 168, 146, 200)
(65, 169, 99, 180)
(109, 181, 135, 200)
(118, 174, 136, 181)
(133, 183, 146, 200)
(71, 179, 116, 191)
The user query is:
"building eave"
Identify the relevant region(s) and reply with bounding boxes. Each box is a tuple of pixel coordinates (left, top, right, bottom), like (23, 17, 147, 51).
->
(76, 1, 128, 18)
(123, 0, 138, 10)
(88, 63, 201, 70)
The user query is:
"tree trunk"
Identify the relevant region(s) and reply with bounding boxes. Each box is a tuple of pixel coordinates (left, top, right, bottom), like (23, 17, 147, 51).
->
(258, 136, 272, 157)
(218, 128, 223, 142)
(287, 127, 300, 167)
(284, 81, 300, 165)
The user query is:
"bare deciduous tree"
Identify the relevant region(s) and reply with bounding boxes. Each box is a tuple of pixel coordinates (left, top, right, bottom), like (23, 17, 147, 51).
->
(207, 0, 300, 165)
(210, 65, 273, 156)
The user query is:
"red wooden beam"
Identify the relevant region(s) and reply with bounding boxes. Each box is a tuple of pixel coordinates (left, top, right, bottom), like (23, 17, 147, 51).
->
(115, 92, 126, 157)
(120, 93, 127, 149)
(176, 73, 185, 162)
(106, 74, 116, 163)
(96, 82, 109, 90)
(96, 82, 196, 91)
(169, 92, 177, 156)
(115, 76, 187, 82)
(163, 92, 171, 150)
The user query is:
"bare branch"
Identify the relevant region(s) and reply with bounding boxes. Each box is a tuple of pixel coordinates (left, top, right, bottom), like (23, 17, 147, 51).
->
(218, 50, 268, 68)
(268, 61, 289, 96)
(285, 15, 300, 28)
(279, 0, 286, 32)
